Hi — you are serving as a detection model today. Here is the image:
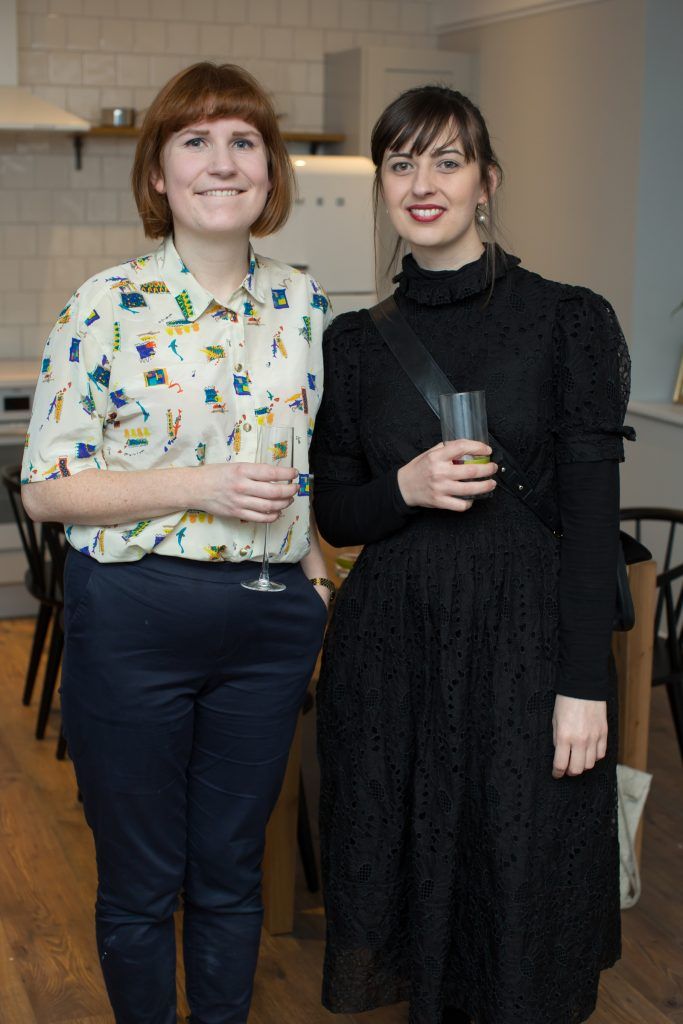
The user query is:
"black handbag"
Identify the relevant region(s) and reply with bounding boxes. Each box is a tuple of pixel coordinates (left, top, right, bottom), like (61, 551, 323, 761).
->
(368, 296, 650, 631)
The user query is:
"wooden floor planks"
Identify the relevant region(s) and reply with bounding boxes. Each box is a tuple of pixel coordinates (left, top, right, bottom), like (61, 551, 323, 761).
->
(0, 915, 39, 1024)
(0, 616, 681, 1024)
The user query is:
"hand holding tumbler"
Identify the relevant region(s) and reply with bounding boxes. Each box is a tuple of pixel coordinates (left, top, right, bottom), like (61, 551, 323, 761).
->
(439, 390, 491, 500)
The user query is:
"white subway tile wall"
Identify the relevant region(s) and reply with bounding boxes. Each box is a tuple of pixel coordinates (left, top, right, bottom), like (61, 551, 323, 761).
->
(5, 0, 435, 360)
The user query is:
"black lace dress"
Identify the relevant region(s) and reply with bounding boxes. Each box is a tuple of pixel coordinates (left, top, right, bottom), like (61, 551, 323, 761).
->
(310, 250, 633, 1024)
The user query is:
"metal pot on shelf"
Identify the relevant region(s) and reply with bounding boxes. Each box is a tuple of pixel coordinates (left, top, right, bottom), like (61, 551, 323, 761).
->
(99, 107, 136, 127)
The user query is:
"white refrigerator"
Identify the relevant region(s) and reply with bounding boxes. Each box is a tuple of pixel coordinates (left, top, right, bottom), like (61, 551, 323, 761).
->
(259, 154, 377, 317)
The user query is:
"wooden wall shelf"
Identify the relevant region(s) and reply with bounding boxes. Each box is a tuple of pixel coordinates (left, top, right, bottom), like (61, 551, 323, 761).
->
(280, 130, 346, 148)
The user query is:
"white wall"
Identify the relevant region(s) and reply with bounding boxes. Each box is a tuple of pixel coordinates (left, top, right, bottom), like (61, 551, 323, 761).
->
(621, 411, 683, 510)
(440, 0, 683, 406)
(16, 0, 436, 131)
(630, 0, 683, 402)
(0, 0, 437, 362)
(0, 2, 18, 86)
(432, 0, 602, 31)
(439, 0, 647, 343)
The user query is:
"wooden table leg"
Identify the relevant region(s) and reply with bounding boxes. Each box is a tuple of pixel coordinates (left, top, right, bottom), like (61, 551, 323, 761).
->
(612, 559, 657, 865)
(262, 716, 302, 935)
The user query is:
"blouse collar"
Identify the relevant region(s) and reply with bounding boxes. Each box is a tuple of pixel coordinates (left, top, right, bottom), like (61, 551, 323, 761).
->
(154, 236, 266, 321)
(394, 244, 520, 305)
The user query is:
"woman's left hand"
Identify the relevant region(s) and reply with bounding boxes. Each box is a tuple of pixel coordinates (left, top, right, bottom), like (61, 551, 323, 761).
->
(551, 695, 608, 779)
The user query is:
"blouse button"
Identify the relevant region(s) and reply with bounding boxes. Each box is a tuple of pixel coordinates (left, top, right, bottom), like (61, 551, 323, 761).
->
(234, 362, 243, 372)
(243, 422, 252, 432)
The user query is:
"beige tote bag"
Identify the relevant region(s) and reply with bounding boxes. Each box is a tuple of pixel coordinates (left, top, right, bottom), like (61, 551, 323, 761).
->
(617, 763, 652, 909)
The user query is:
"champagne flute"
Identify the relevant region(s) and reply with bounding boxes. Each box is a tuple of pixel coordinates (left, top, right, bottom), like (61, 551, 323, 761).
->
(241, 424, 294, 593)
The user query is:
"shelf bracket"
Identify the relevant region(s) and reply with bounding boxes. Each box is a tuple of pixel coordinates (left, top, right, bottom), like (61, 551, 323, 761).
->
(73, 133, 84, 170)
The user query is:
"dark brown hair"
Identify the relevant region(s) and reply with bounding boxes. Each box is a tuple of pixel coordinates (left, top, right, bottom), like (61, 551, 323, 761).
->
(370, 84, 503, 286)
(131, 62, 294, 239)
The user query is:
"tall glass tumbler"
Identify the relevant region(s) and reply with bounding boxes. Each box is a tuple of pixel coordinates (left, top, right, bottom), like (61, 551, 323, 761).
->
(439, 390, 491, 499)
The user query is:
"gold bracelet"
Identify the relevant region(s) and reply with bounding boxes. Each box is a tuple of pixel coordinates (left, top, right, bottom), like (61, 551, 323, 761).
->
(309, 577, 337, 603)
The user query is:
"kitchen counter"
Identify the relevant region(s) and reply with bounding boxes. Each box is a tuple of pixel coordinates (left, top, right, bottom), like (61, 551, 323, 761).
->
(0, 360, 40, 385)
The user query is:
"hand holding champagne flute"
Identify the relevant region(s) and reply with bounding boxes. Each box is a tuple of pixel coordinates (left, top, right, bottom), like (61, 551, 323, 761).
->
(242, 424, 295, 593)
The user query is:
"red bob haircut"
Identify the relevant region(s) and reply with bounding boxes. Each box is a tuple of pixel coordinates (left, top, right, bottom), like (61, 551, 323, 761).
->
(131, 62, 294, 239)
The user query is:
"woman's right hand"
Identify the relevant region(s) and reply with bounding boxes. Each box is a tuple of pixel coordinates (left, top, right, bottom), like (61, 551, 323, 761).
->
(199, 463, 299, 522)
(397, 440, 497, 510)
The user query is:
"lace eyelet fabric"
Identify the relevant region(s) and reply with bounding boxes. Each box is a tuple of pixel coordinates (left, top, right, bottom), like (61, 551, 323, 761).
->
(312, 250, 628, 1024)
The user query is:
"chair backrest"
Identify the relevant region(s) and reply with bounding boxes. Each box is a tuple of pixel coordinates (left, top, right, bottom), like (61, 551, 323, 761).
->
(1, 465, 65, 604)
(620, 508, 683, 660)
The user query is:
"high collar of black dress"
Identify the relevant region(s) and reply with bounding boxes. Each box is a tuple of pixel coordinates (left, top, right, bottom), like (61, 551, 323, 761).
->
(394, 244, 520, 306)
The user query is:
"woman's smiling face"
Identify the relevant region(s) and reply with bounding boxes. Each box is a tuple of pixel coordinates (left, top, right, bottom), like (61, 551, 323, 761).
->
(380, 124, 490, 268)
(153, 117, 271, 243)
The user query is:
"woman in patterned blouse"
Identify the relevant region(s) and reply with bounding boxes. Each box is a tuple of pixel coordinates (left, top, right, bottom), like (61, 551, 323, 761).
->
(22, 63, 332, 1024)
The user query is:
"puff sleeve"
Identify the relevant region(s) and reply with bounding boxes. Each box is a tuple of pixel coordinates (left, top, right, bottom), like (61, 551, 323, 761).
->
(553, 288, 633, 699)
(22, 281, 113, 485)
(554, 288, 635, 464)
(310, 312, 414, 547)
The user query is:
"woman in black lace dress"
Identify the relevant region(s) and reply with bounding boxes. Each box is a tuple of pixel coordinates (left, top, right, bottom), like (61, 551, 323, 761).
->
(310, 86, 632, 1024)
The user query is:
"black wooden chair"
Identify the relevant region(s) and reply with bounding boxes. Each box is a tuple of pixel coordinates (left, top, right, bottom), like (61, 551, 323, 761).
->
(620, 508, 683, 761)
(2, 466, 67, 741)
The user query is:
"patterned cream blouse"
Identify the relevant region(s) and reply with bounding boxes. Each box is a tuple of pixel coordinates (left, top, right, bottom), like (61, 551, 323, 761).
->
(22, 236, 330, 564)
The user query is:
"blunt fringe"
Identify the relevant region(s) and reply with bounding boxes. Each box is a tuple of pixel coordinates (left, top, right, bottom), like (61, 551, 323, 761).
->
(370, 85, 504, 291)
(131, 62, 295, 239)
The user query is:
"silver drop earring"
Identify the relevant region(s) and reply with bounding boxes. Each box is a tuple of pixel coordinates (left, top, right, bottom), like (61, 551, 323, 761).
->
(476, 203, 488, 225)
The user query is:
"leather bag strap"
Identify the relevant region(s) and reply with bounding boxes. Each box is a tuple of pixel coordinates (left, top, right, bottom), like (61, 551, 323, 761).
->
(368, 295, 562, 537)
(369, 296, 453, 418)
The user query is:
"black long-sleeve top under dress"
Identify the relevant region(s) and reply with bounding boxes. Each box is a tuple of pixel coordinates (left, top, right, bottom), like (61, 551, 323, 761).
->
(310, 249, 634, 1024)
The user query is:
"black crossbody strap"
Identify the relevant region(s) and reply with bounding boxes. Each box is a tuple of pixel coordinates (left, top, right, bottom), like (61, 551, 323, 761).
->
(370, 296, 452, 418)
(368, 296, 562, 538)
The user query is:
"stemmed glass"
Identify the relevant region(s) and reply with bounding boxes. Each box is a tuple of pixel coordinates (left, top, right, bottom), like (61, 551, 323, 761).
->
(241, 424, 294, 593)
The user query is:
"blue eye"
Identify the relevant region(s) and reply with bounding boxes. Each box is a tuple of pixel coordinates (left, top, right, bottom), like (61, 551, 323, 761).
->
(184, 137, 205, 148)
(233, 137, 255, 149)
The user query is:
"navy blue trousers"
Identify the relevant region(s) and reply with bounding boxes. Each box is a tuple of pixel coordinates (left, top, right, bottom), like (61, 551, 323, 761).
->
(61, 550, 327, 1024)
